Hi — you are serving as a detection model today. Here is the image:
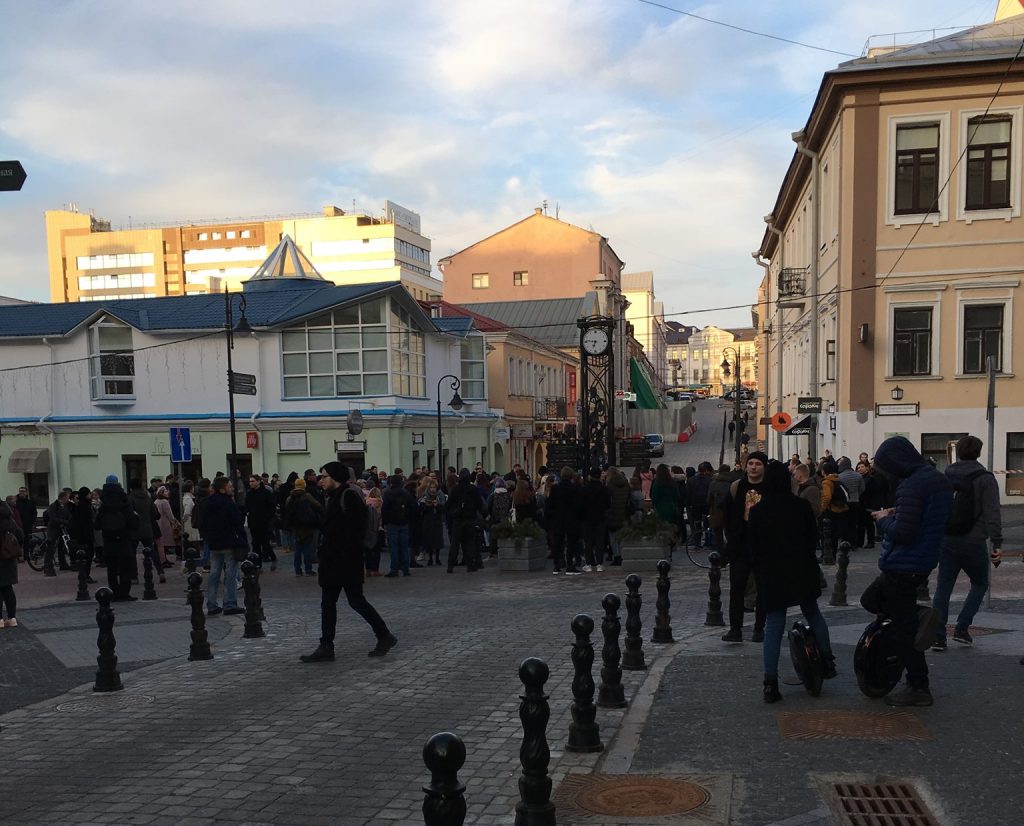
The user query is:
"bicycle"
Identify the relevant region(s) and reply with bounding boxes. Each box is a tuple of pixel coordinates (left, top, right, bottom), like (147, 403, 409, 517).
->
(35, 529, 75, 574)
(23, 531, 48, 572)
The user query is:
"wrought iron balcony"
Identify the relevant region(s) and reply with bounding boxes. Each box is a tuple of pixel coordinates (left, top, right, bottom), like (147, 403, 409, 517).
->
(779, 267, 807, 298)
(534, 397, 569, 420)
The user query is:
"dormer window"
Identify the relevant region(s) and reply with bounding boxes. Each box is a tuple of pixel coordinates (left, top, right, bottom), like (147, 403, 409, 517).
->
(89, 318, 135, 399)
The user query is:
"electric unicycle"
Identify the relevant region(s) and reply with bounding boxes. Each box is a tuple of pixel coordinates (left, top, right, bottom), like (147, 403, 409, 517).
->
(854, 616, 903, 698)
(787, 620, 825, 697)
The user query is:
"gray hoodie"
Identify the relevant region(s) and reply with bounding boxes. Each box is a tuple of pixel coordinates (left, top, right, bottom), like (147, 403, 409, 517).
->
(945, 459, 1003, 547)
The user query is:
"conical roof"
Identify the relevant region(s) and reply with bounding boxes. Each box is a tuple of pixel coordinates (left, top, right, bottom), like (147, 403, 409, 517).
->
(245, 235, 326, 289)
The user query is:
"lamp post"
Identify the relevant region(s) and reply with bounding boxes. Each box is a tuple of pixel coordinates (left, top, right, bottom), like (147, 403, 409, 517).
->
(721, 347, 742, 466)
(224, 286, 253, 500)
(436, 374, 464, 472)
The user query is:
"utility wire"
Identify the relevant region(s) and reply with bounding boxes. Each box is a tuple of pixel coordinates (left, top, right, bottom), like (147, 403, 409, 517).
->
(634, 0, 859, 58)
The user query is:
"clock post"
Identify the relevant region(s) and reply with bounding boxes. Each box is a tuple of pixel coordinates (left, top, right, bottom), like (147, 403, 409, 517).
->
(578, 316, 617, 469)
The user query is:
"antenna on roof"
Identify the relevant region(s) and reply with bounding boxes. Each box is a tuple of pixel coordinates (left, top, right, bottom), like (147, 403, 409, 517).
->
(555, 202, 560, 220)
(542, 199, 548, 215)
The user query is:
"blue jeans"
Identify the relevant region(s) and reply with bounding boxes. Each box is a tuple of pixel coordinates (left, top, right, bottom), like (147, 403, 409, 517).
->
(207, 548, 239, 610)
(932, 538, 989, 641)
(293, 534, 315, 574)
(199, 538, 210, 568)
(387, 524, 410, 574)
(763, 600, 832, 678)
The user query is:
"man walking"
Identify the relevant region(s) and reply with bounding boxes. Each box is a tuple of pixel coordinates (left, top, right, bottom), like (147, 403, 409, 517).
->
(837, 457, 865, 547)
(931, 436, 1002, 651)
(44, 489, 74, 574)
(580, 467, 610, 572)
(202, 477, 246, 616)
(722, 451, 769, 642)
(446, 469, 484, 573)
(300, 462, 396, 662)
(864, 436, 952, 707)
(96, 475, 138, 601)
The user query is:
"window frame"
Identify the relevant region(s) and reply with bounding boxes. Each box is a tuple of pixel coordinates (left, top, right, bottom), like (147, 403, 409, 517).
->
(460, 334, 486, 400)
(513, 270, 529, 287)
(825, 339, 836, 382)
(894, 122, 941, 216)
(956, 105, 1023, 222)
(965, 115, 1012, 211)
(886, 112, 950, 227)
(471, 273, 489, 290)
(891, 306, 934, 377)
(956, 293, 1014, 377)
(89, 317, 136, 401)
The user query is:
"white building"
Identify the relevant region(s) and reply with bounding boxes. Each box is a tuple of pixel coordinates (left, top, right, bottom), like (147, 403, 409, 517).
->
(621, 272, 669, 388)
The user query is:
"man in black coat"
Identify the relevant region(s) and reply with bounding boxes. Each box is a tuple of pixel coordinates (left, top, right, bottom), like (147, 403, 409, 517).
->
(96, 475, 139, 601)
(722, 451, 769, 643)
(445, 469, 484, 573)
(580, 467, 610, 571)
(244, 475, 278, 571)
(300, 462, 396, 663)
(14, 487, 37, 537)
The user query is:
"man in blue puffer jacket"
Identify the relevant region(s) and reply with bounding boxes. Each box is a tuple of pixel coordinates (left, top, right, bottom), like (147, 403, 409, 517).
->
(862, 436, 952, 707)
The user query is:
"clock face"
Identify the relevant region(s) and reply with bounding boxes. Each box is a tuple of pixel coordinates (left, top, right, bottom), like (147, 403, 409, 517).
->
(582, 327, 610, 356)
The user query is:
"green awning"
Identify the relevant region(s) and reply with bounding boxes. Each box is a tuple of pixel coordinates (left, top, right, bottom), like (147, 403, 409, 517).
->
(629, 357, 663, 409)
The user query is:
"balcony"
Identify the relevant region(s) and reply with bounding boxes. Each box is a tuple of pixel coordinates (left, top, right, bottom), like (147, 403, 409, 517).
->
(778, 267, 807, 309)
(534, 397, 569, 420)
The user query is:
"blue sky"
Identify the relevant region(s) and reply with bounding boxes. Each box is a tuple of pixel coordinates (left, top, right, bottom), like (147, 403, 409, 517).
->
(0, 0, 1002, 326)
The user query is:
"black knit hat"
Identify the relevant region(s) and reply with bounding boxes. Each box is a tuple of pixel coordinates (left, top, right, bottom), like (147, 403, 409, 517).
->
(320, 461, 352, 484)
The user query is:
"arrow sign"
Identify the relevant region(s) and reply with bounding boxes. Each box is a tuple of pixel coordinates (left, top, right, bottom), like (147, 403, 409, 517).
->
(229, 371, 256, 385)
(230, 384, 257, 396)
(0, 161, 27, 192)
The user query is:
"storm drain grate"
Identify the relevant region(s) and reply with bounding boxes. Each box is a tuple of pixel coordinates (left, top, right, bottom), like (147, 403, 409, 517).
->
(831, 782, 939, 826)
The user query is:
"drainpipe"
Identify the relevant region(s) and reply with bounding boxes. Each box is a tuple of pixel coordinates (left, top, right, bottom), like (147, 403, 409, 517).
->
(793, 130, 821, 461)
(40, 337, 57, 499)
(764, 216, 784, 460)
(752, 253, 772, 457)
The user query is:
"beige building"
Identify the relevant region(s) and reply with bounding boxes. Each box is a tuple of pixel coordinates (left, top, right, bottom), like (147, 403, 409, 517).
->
(755, 13, 1024, 497)
(675, 325, 758, 397)
(45, 202, 442, 304)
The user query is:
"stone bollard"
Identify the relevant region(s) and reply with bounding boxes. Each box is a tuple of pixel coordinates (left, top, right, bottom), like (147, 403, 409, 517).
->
(186, 571, 214, 661)
(142, 547, 158, 601)
(597, 593, 627, 709)
(821, 517, 836, 565)
(93, 588, 124, 692)
(248, 551, 266, 621)
(241, 560, 265, 639)
(514, 657, 556, 826)
(705, 551, 725, 627)
(76, 549, 91, 602)
(830, 542, 851, 607)
(422, 732, 467, 826)
(651, 559, 675, 644)
(566, 614, 603, 753)
(621, 574, 647, 671)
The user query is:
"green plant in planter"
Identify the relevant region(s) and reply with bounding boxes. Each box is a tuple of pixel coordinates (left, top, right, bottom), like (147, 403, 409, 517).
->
(491, 518, 545, 552)
(615, 511, 678, 546)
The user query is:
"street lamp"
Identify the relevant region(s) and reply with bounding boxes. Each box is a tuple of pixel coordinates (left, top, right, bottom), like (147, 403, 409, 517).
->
(224, 286, 252, 499)
(891, 385, 904, 401)
(436, 374, 464, 472)
(721, 346, 742, 465)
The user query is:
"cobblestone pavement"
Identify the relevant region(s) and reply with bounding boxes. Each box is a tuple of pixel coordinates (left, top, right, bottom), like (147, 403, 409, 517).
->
(3, 535, 1023, 825)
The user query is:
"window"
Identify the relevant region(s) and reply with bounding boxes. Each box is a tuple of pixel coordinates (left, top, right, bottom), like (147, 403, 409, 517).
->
(212, 232, 222, 240)
(1007, 433, 1024, 496)
(893, 308, 932, 376)
(240, 229, 252, 239)
(966, 116, 1011, 210)
(895, 124, 939, 214)
(472, 273, 489, 289)
(513, 271, 528, 286)
(89, 319, 135, 399)
(198, 232, 208, 241)
(921, 433, 967, 473)
(281, 297, 403, 398)
(826, 339, 836, 381)
(508, 357, 516, 395)
(390, 300, 426, 397)
(963, 304, 1003, 374)
(226, 231, 236, 239)
(461, 336, 486, 399)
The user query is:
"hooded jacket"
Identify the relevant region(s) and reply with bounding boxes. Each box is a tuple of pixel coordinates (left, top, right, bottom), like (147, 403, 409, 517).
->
(605, 472, 631, 531)
(944, 459, 1002, 547)
(836, 458, 865, 503)
(873, 437, 953, 573)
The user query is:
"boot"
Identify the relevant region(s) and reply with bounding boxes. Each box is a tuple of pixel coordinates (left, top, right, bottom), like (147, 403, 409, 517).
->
(751, 627, 765, 643)
(369, 633, 398, 657)
(299, 644, 335, 663)
(763, 675, 782, 704)
(823, 653, 837, 680)
(885, 683, 933, 707)
(722, 628, 742, 642)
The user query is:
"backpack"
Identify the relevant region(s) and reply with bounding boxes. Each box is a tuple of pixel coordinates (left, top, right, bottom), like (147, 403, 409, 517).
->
(489, 491, 512, 524)
(190, 498, 203, 531)
(1, 530, 21, 561)
(712, 481, 731, 511)
(101, 506, 127, 534)
(289, 494, 318, 528)
(830, 479, 848, 508)
(945, 469, 989, 536)
(455, 488, 479, 520)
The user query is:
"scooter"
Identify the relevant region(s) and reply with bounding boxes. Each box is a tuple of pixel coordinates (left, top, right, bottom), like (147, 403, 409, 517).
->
(787, 621, 825, 697)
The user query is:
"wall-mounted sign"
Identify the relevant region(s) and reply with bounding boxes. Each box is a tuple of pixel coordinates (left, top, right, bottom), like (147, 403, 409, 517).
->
(245, 432, 259, 449)
(512, 425, 532, 439)
(335, 440, 367, 453)
(875, 403, 920, 417)
(384, 200, 422, 233)
(412, 432, 424, 445)
(494, 426, 511, 441)
(797, 397, 822, 414)
(279, 431, 307, 452)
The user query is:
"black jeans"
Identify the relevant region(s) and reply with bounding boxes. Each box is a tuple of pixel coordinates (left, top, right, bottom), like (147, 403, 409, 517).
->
(103, 537, 134, 598)
(582, 522, 606, 567)
(320, 582, 389, 648)
(448, 520, 479, 571)
(857, 506, 876, 547)
(861, 571, 929, 689)
(727, 557, 765, 632)
(249, 526, 276, 564)
(0, 584, 15, 619)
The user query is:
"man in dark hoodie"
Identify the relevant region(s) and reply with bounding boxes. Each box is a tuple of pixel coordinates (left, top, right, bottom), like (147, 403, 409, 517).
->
(202, 476, 247, 616)
(580, 467, 611, 572)
(930, 435, 1002, 651)
(722, 451, 769, 642)
(864, 436, 953, 707)
(96, 475, 138, 601)
(446, 469, 484, 573)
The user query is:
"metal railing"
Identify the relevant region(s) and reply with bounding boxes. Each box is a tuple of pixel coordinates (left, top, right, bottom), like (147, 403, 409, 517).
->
(534, 397, 568, 420)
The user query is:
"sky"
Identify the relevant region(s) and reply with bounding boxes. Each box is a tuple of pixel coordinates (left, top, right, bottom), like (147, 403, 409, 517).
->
(0, 0, 1003, 328)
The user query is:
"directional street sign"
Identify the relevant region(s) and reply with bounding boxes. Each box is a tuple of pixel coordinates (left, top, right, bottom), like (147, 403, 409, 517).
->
(231, 384, 258, 396)
(229, 370, 257, 395)
(0, 161, 27, 192)
(169, 427, 192, 463)
(230, 371, 256, 385)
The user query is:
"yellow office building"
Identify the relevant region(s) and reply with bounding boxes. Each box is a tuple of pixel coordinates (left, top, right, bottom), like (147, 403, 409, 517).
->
(45, 203, 442, 303)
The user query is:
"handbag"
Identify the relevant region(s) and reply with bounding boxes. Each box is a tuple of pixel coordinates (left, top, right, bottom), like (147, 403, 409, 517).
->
(1, 530, 21, 561)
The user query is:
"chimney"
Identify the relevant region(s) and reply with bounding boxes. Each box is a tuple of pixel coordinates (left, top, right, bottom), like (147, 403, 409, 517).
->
(534, 207, 543, 215)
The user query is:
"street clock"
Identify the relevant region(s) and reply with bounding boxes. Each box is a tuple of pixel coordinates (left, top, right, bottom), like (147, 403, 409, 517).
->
(581, 327, 610, 356)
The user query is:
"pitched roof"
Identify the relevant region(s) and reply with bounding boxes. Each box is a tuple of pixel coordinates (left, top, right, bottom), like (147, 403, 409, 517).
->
(438, 210, 610, 264)
(727, 327, 758, 342)
(621, 271, 654, 292)
(665, 321, 696, 345)
(460, 296, 591, 348)
(421, 299, 510, 333)
(431, 316, 475, 338)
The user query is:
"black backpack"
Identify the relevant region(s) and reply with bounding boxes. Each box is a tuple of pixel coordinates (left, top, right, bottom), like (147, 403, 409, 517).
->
(830, 479, 848, 507)
(945, 469, 989, 536)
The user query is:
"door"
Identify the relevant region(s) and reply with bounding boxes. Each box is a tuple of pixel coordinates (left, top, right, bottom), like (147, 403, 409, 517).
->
(122, 455, 148, 489)
(227, 454, 253, 481)
(336, 449, 366, 477)
(173, 456, 204, 483)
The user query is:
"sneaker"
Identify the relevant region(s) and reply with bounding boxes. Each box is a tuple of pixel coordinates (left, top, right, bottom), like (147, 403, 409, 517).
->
(885, 686, 933, 707)
(223, 606, 245, 616)
(295, 572, 304, 578)
(931, 639, 947, 652)
(368, 633, 398, 657)
(3, 618, 16, 628)
(299, 645, 335, 663)
(823, 654, 838, 679)
(751, 628, 765, 643)
(207, 606, 223, 616)
(384, 571, 398, 578)
(952, 628, 974, 646)
(582, 565, 593, 573)
(565, 569, 582, 576)
(914, 606, 943, 652)
(595, 565, 604, 572)
(722, 629, 742, 643)
(552, 569, 563, 575)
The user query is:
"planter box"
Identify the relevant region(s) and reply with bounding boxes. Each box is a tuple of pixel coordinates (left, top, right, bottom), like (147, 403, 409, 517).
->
(498, 537, 548, 573)
(620, 540, 672, 573)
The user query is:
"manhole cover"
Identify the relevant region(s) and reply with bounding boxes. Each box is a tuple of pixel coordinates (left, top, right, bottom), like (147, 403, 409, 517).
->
(57, 694, 155, 713)
(831, 781, 939, 825)
(944, 625, 1007, 637)
(778, 711, 933, 742)
(557, 774, 710, 820)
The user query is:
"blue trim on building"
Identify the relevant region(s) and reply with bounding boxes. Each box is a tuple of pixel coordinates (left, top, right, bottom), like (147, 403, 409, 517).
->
(0, 408, 498, 425)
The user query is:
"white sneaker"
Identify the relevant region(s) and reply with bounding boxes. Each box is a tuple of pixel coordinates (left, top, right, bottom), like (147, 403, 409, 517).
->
(552, 569, 563, 575)
(565, 570, 582, 577)
(596, 565, 604, 572)
(4, 618, 17, 628)
(582, 565, 593, 573)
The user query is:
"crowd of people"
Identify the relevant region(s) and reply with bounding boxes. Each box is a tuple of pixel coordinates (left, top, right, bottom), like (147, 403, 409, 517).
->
(0, 432, 1013, 704)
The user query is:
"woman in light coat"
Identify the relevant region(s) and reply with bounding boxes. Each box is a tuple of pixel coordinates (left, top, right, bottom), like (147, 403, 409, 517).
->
(154, 487, 178, 579)
(181, 481, 200, 559)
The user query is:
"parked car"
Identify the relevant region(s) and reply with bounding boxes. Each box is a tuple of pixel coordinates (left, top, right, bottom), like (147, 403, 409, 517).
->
(676, 392, 694, 402)
(644, 433, 665, 457)
(693, 389, 709, 399)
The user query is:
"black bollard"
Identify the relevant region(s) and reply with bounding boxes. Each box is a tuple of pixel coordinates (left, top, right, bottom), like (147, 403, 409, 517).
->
(597, 593, 627, 709)
(142, 547, 158, 601)
(651, 559, 675, 644)
(183, 547, 198, 605)
(566, 614, 603, 753)
(830, 542, 851, 607)
(247, 551, 266, 621)
(93, 588, 123, 692)
(76, 549, 91, 602)
(621, 574, 647, 671)
(186, 571, 213, 661)
(241, 560, 265, 639)
(822, 517, 836, 565)
(705, 551, 725, 627)
(514, 657, 556, 826)
(422, 732, 467, 826)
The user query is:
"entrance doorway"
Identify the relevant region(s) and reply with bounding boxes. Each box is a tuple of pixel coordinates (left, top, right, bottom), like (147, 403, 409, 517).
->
(172, 457, 204, 483)
(122, 455, 148, 489)
(226, 454, 253, 482)
(336, 448, 366, 477)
